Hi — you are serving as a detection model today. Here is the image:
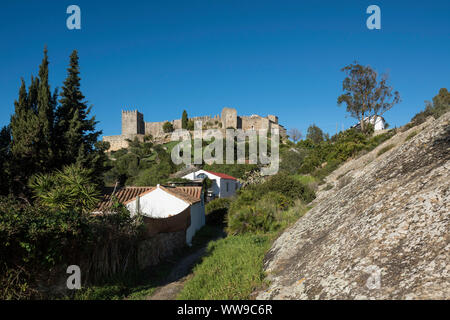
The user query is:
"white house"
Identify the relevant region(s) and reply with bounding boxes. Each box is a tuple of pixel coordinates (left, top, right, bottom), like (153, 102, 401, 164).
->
(352, 115, 386, 131)
(182, 170, 240, 199)
(94, 185, 205, 246)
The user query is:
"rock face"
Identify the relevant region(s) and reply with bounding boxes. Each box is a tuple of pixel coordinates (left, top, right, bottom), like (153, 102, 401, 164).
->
(257, 112, 450, 300)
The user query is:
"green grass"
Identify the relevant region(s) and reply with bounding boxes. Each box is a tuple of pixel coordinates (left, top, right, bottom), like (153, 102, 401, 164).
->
(177, 202, 310, 300)
(377, 144, 396, 157)
(177, 234, 271, 300)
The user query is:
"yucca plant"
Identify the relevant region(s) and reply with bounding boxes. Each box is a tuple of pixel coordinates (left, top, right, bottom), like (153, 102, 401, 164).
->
(29, 164, 101, 213)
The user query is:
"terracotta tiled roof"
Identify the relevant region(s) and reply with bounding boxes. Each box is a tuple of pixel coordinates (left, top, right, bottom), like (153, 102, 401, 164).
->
(204, 170, 238, 181)
(94, 186, 155, 213)
(165, 186, 203, 204)
(94, 185, 202, 213)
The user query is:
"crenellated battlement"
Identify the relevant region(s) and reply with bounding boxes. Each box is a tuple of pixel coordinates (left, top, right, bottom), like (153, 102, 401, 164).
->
(103, 107, 286, 151)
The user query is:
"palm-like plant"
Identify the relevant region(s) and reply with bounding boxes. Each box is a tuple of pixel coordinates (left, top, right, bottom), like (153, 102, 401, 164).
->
(29, 164, 101, 213)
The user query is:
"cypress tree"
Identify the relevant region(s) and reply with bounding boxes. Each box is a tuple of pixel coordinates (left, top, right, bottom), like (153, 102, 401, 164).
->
(0, 125, 11, 195)
(182, 110, 188, 129)
(35, 47, 55, 170)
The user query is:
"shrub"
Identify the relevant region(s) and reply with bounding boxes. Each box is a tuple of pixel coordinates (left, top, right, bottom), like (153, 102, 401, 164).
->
(249, 172, 315, 203)
(0, 196, 145, 299)
(227, 205, 278, 235)
(260, 192, 294, 211)
(162, 121, 174, 133)
(205, 198, 231, 225)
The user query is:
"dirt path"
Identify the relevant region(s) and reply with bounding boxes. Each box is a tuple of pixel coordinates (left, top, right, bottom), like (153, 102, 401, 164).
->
(147, 232, 225, 300)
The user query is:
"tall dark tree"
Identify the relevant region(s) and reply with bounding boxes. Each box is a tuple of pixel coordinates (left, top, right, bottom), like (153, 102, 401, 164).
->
(55, 50, 107, 183)
(10, 78, 39, 193)
(36, 47, 56, 170)
(0, 125, 11, 195)
(181, 110, 188, 129)
(337, 62, 400, 133)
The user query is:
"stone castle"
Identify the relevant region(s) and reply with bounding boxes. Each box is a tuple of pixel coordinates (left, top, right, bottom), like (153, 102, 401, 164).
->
(103, 107, 286, 151)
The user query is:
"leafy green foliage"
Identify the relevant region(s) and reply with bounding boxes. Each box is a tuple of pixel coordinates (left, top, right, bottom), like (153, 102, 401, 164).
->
(0, 196, 144, 299)
(410, 88, 450, 126)
(337, 62, 400, 133)
(162, 121, 174, 133)
(203, 163, 257, 180)
(105, 139, 178, 186)
(226, 173, 314, 235)
(306, 124, 325, 144)
(205, 198, 231, 225)
(29, 164, 101, 213)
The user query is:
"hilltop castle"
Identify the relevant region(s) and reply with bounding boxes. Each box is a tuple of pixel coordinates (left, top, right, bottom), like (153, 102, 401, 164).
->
(103, 107, 287, 151)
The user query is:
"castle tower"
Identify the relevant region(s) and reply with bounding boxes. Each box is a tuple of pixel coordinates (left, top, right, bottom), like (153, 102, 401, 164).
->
(122, 110, 145, 135)
(221, 107, 238, 129)
(267, 115, 278, 124)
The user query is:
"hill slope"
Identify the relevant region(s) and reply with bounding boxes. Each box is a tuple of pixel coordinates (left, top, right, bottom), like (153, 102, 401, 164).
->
(257, 112, 450, 299)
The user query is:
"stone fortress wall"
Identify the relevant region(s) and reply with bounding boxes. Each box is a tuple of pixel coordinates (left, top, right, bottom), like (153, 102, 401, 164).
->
(103, 107, 286, 151)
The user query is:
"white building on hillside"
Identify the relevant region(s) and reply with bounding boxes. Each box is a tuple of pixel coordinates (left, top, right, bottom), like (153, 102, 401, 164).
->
(352, 115, 386, 131)
(182, 170, 241, 199)
(94, 185, 205, 246)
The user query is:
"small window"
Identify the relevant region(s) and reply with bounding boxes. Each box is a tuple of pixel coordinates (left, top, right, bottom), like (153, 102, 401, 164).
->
(197, 173, 207, 179)
(226, 182, 229, 192)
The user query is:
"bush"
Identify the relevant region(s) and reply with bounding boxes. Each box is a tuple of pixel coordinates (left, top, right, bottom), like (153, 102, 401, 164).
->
(205, 198, 231, 225)
(0, 196, 145, 299)
(227, 205, 278, 235)
(162, 121, 174, 133)
(249, 172, 316, 204)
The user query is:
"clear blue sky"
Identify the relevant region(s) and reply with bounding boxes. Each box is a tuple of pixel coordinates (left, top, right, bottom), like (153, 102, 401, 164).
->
(0, 0, 449, 137)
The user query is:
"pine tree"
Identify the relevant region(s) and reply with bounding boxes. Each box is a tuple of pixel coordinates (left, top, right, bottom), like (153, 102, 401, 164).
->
(182, 110, 188, 129)
(55, 50, 107, 183)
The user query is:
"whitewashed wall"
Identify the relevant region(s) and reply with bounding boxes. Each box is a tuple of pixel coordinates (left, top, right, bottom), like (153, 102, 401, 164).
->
(126, 187, 189, 218)
(186, 200, 206, 245)
(183, 170, 240, 198)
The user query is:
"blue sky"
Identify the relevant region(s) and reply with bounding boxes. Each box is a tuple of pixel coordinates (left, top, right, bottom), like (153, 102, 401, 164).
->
(0, 0, 449, 137)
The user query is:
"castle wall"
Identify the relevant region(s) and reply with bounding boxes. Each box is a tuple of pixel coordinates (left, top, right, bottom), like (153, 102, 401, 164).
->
(145, 121, 165, 137)
(240, 115, 270, 131)
(104, 107, 285, 152)
(103, 134, 146, 152)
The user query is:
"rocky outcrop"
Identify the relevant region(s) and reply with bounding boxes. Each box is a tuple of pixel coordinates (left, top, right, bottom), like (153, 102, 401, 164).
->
(257, 112, 450, 300)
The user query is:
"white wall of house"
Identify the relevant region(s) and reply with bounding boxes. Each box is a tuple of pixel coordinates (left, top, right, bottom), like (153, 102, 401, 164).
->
(126, 187, 189, 218)
(372, 116, 385, 131)
(183, 170, 240, 198)
(125, 185, 206, 246)
(218, 179, 239, 198)
(186, 200, 205, 245)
